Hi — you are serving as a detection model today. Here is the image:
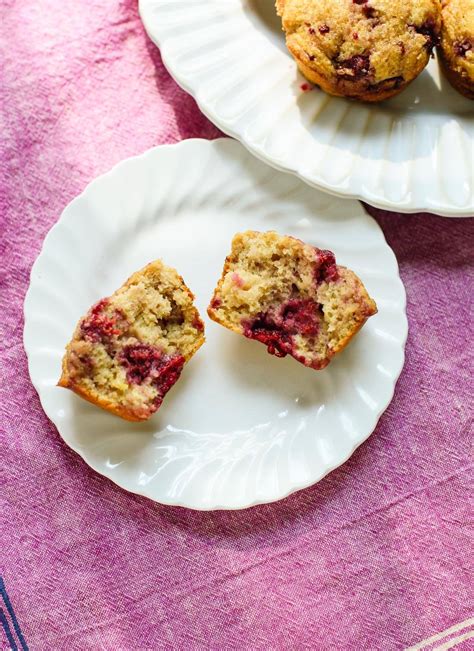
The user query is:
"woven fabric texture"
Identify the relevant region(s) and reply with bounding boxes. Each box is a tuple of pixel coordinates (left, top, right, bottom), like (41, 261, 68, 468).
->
(1, 1, 473, 649)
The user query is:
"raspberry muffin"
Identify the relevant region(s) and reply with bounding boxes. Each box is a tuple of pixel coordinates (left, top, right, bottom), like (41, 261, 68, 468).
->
(276, 0, 442, 101)
(59, 261, 205, 421)
(207, 231, 377, 370)
(438, 0, 474, 98)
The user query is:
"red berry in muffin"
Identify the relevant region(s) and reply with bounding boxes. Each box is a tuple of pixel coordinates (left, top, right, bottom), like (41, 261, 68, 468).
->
(207, 231, 377, 370)
(58, 261, 205, 421)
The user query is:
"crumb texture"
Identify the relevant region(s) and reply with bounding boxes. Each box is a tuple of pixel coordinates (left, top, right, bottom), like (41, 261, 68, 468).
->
(208, 231, 377, 370)
(59, 260, 205, 421)
(276, 0, 442, 101)
(439, 0, 474, 98)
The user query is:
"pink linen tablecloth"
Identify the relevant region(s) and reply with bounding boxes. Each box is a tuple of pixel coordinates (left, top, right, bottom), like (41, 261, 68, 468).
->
(1, 1, 473, 649)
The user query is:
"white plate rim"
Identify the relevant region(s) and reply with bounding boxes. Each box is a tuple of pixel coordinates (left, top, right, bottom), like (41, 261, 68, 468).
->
(139, 0, 474, 218)
(24, 138, 408, 510)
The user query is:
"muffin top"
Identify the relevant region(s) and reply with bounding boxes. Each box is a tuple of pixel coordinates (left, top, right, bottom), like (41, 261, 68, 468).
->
(277, 0, 441, 88)
(440, 0, 474, 81)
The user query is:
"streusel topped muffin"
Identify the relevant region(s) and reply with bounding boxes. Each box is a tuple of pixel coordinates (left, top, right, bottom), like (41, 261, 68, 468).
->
(276, 0, 442, 101)
(438, 0, 474, 98)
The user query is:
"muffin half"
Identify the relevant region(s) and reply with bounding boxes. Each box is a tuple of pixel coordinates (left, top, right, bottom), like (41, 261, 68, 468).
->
(208, 231, 377, 370)
(59, 261, 205, 421)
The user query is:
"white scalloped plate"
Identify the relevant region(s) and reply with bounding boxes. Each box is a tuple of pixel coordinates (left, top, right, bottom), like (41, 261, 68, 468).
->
(24, 139, 407, 510)
(139, 0, 473, 217)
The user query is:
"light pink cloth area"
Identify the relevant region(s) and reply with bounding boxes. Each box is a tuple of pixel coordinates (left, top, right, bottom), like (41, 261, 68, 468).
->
(1, 1, 473, 649)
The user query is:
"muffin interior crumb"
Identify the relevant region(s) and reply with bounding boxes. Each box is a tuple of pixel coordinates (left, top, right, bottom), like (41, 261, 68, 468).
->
(59, 261, 204, 420)
(208, 231, 377, 370)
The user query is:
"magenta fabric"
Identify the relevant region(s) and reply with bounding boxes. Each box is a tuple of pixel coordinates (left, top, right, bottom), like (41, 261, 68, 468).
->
(1, 1, 473, 649)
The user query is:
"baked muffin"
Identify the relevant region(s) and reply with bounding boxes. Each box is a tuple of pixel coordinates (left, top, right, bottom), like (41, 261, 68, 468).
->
(207, 231, 377, 370)
(276, 0, 442, 101)
(59, 261, 205, 421)
(438, 0, 474, 99)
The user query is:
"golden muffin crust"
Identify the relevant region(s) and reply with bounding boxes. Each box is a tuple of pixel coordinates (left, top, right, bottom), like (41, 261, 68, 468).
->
(276, 0, 442, 101)
(59, 261, 205, 421)
(208, 231, 377, 370)
(439, 0, 474, 98)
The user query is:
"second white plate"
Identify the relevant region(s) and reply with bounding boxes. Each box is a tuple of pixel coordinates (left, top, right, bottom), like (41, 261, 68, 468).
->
(24, 139, 407, 510)
(140, 0, 473, 217)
